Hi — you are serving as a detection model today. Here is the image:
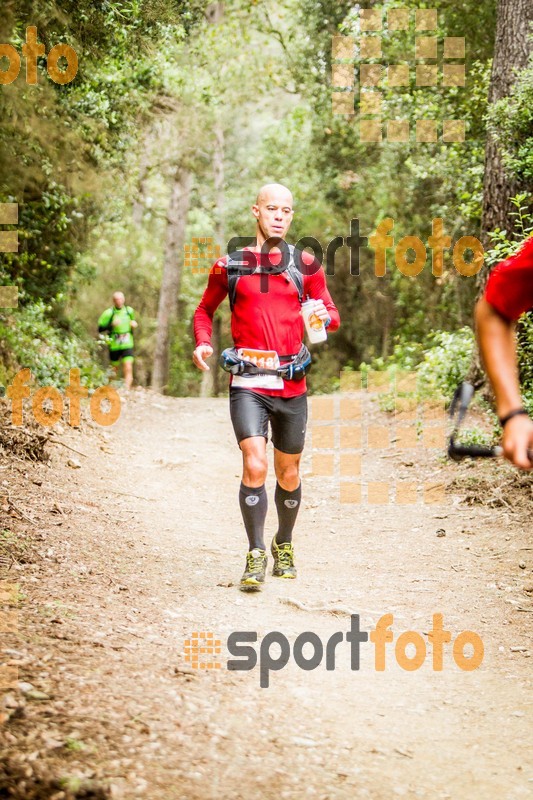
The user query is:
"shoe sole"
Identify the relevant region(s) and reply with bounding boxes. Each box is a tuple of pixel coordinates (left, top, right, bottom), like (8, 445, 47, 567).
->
(239, 580, 264, 592)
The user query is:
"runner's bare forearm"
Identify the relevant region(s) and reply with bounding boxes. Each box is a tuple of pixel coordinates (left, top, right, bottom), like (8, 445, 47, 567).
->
(475, 297, 523, 417)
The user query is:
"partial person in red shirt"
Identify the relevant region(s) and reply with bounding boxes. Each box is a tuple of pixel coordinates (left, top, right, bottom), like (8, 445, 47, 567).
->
(193, 183, 340, 589)
(475, 235, 533, 469)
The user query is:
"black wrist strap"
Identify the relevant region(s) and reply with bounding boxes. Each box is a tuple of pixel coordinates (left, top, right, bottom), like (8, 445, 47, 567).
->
(499, 408, 529, 428)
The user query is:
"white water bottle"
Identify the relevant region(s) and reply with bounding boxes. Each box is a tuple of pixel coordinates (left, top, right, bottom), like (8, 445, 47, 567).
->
(302, 298, 327, 343)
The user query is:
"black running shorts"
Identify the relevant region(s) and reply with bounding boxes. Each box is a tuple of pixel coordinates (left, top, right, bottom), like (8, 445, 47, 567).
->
(229, 388, 308, 454)
(109, 347, 134, 362)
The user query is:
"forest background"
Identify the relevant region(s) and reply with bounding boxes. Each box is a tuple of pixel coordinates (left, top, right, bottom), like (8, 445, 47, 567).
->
(0, 0, 531, 411)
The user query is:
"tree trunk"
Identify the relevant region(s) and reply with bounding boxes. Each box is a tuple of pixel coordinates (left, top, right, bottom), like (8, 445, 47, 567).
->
(480, 0, 532, 257)
(205, 2, 224, 24)
(200, 121, 226, 398)
(200, 122, 225, 397)
(200, 0, 225, 397)
(152, 167, 192, 392)
(199, 2, 226, 398)
(212, 120, 225, 397)
(467, 0, 531, 386)
(132, 137, 151, 226)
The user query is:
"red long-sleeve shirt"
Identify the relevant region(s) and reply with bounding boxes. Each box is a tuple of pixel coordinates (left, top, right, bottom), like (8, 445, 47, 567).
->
(193, 247, 340, 398)
(484, 236, 533, 321)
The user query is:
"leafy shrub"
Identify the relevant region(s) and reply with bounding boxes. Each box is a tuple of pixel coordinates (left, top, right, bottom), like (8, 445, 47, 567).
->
(417, 328, 475, 400)
(359, 327, 475, 405)
(517, 313, 533, 415)
(0, 300, 106, 390)
(486, 57, 533, 182)
(454, 426, 495, 449)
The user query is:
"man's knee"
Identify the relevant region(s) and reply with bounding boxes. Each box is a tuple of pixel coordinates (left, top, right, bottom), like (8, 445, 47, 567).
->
(276, 459, 300, 489)
(243, 452, 268, 485)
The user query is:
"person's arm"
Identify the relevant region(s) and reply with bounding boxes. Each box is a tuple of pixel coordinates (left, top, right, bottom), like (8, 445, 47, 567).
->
(97, 308, 112, 332)
(475, 268, 533, 471)
(303, 260, 341, 332)
(128, 307, 138, 329)
(475, 297, 524, 417)
(192, 261, 229, 371)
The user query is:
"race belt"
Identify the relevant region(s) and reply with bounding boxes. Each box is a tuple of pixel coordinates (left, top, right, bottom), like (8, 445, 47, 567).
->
(220, 344, 312, 381)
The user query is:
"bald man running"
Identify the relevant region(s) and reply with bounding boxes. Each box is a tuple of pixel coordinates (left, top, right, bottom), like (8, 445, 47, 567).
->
(193, 184, 340, 590)
(98, 292, 138, 390)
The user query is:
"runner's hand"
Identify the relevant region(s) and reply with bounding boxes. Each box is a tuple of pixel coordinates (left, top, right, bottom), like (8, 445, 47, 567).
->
(130, 320, 138, 329)
(193, 344, 214, 371)
(312, 300, 330, 322)
(502, 414, 533, 470)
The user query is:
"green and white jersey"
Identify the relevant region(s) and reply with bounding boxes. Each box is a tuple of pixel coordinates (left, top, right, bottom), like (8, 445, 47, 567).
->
(98, 305, 135, 351)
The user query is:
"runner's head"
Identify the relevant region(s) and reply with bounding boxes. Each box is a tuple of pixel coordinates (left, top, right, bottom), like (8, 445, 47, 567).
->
(112, 291, 125, 309)
(252, 184, 294, 247)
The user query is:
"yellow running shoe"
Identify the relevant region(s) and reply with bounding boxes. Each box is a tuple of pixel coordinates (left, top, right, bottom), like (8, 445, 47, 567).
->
(271, 537, 297, 578)
(239, 548, 267, 592)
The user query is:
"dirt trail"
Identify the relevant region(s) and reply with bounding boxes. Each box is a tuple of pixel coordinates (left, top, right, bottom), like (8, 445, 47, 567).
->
(1, 390, 532, 799)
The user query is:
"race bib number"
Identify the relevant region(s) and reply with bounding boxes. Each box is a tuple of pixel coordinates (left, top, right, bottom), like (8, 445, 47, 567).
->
(231, 348, 284, 390)
(115, 333, 130, 345)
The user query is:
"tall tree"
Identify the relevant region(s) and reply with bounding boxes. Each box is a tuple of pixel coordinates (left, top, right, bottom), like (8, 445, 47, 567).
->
(200, 1, 226, 398)
(466, 0, 532, 386)
(200, 119, 225, 397)
(480, 0, 532, 250)
(152, 167, 193, 391)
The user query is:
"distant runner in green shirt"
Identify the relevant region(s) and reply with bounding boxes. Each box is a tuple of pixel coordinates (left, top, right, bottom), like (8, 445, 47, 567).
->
(98, 291, 138, 390)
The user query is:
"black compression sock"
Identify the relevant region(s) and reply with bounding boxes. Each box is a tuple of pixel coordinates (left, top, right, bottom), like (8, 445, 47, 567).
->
(239, 483, 267, 550)
(274, 482, 302, 544)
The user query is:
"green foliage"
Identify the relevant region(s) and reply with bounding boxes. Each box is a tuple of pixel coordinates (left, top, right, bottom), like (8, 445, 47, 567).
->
(484, 195, 533, 266)
(1, 186, 87, 307)
(517, 314, 533, 415)
(453, 426, 496, 448)
(167, 307, 203, 396)
(360, 339, 426, 375)
(275, 0, 496, 372)
(486, 54, 533, 182)
(417, 328, 475, 400)
(0, 301, 105, 388)
(0, 0, 527, 404)
(64, 738, 87, 752)
(360, 326, 475, 404)
(0, 0, 206, 386)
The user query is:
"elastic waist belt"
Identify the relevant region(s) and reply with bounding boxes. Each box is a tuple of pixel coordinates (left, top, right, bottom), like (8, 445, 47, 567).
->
(219, 344, 312, 381)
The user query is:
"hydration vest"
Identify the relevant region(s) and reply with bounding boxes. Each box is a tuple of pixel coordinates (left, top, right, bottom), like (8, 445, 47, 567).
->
(225, 244, 304, 311)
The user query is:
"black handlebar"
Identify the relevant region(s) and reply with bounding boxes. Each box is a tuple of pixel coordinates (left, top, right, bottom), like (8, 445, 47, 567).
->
(448, 381, 532, 462)
(447, 442, 501, 461)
